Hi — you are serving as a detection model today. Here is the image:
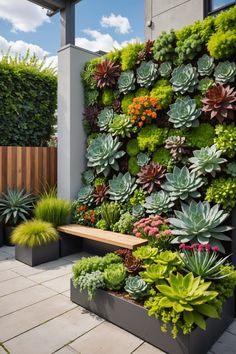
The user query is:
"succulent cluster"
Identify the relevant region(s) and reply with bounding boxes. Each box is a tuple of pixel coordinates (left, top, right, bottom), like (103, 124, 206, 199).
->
(137, 162, 166, 194)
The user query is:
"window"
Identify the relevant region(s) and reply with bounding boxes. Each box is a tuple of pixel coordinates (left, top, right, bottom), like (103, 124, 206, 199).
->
(204, 0, 235, 16)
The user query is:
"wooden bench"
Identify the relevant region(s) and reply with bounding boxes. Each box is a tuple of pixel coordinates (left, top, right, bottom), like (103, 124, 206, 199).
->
(58, 224, 148, 250)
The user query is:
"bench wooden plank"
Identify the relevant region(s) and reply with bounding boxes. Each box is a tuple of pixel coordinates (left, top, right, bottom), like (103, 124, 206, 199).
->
(58, 224, 148, 250)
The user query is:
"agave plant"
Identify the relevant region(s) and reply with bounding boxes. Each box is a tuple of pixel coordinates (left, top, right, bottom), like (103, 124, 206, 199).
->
(86, 134, 125, 176)
(137, 152, 151, 167)
(77, 186, 94, 206)
(167, 97, 201, 129)
(108, 172, 136, 203)
(124, 276, 148, 299)
(109, 114, 132, 138)
(197, 54, 215, 76)
(214, 61, 236, 84)
(94, 59, 121, 89)
(97, 108, 114, 131)
(169, 200, 232, 253)
(82, 169, 95, 185)
(144, 190, 174, 214)
(159, 62, 172, 78)
(93, 184, 108, 205)
(189, 145, 227, 176)
(137, 162, 166, 194)
(202, 84, 236, 123)
(165, 136, 187, 161)
(170, 64, 198, 94)
(136, 61, 158, 88)
(118, 70, 136, 94)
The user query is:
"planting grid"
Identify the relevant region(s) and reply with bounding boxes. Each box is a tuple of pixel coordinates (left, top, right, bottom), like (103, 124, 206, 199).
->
(0, 246, 235, 354)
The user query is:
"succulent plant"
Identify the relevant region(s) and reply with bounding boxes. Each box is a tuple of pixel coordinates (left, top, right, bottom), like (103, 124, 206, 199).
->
(132, 204, 145, 218)
(86, 134, 125, 177)
(109, 114, 132, 138)
(108, 172, 136, 203)
(83, 105, 100, 132)
(104, 263, 126, 290)
(144, 190, 175, 215)
(165, 136, 187, 161)
(85, 89, 99, 106)
(197, 54, 215, 76)
(127, 139, 140, 157)
(100, 202, 121, 229)
(77, 186, 94, 206)
(136, 61, 158, 88)
(94, 59, 121, 89)
(167, 97, 201, 128)
(153, 30, 176, 62)
(128, 157, 140, 176)
(189, 145, 227, 177)
(159, 62, 172, 78)
(214, 123, 236, 158)
(112, 212, 135, 234)
(76, 270, 105, 300)
(205, 177, 236, 209)
(197, 78, 214, 94)
(162, 166, 204, 201)
(186, 123, 215, 149)
(118, 70, 136, 94)
(93, 184, 108, 205)
(124, 276, 148, 299)
(82, 169, 95, 185)
(202, 84, 236, 123)
(112, 99, 121, 113)
(170, 64, 198, 94)
(214, 61, 236, 84)
(155, 251, 182, 270)
(133, 245, 158, 263)
(169, 200, 232, 253)
(124, 255, 142, 275)
(137, 152, 150, 167)
(150, 80, 173, 109)
(137, 40, 154, 63)
(137, 162, 166, 194)
(97, 108, 114, 131)
(225, 162, 236, 177)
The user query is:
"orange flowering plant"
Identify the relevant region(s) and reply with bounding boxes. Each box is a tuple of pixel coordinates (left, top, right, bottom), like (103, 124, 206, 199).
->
(128, 96, 161, 127)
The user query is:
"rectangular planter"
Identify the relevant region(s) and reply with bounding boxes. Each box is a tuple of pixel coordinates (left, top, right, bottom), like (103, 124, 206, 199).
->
(71, 281, 234, 354)
(15, 241, 60, 266)
(60, 233, 83, 257)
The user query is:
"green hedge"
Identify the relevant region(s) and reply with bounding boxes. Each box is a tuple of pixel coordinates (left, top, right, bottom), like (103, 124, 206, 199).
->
(0, 59, 57, 146)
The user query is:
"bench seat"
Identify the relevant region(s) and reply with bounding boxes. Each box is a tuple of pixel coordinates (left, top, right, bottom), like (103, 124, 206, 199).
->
(58, 224, 148, 250)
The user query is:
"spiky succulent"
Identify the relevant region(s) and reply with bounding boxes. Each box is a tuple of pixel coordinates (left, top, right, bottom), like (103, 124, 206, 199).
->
(93, 184, 108, 205)
(82, 169, 95, 185)
(136, 61, 158, 88)
(167, 97, 201, 128)
(159, 62, 172, 78)
(162, 166, 204, 201)
(197, 54, 215, 76)
(189, 145, 227, 176)
(144, 190, 175, 214)
(94, 59, 121, 89)
(118, 70, 136, 94)
(137, 152, 150, 167)
(214, 61, 236, 84)
(137, 40, 154, 63)
(108, 172, 136, 203)
(202, 84, 236, 123)
(86, 134, 125, 176)
(109, 114, 132, 138)
(124, 276, 148, 300)
(77, 186, 94, 206)
(170, 64, 198, 94)
(137, 162, 166, 194)
(97, 108, 114, 131)
(169, 200, 231, 253)
(165, 136, 187, 161)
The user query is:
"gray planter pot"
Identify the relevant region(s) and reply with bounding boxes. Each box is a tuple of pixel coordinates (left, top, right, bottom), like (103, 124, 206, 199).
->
(15, 241, 60, 266)
(59, 233, 82, 257)
(0, 224, 3, 247)
(71, 281, 234, 354)
(4, 225, 15, 246)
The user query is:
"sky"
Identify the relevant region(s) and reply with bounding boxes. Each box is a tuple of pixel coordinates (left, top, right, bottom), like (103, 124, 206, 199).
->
(0, 0, 144, 65)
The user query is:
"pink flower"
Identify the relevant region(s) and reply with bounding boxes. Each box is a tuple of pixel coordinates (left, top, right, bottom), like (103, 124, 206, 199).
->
(151, 221, 162, 227)
(135, 232, 141, 238)
(138, 223, 146, 229)
(144, 226, 152, 233)
(179, 244, 186, 249)
(212, 246, 219, 252)
(163, 229, 172, 236)
(133, 228, 138, 234)
(156, 234, 161, 238)
(148, 228, 159, 236)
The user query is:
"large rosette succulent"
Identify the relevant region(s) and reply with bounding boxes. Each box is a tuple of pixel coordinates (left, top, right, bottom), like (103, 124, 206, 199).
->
(97, 108, 114, 131)
(136, 61, 158, 88)
(214, 61, 236, 84)
(159, 62, 172, 78)
(170, 64, 198, 94)
(94, 59, 121, 89)
(137, 162, 166, 194)
(108, 172, 137, 203)
(109, 114, 132, 138)
(197, 54, 215, 76)
(124, 276, 148, 300)
(118, 70, 136, 94)
(144, 190, 174, 214)
(86, 134, 125, 176)
(167, 97, 201, 128)
(77, 186, 94, 206)
(162, 166, 204, 200)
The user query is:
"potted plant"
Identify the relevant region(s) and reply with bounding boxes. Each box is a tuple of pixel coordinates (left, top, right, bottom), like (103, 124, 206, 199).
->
(0, 189, 35, 246)
(11, 219, 59, 266)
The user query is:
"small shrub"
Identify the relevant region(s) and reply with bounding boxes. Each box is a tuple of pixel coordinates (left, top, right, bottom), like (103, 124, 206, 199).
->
(35, 197, 71, 228)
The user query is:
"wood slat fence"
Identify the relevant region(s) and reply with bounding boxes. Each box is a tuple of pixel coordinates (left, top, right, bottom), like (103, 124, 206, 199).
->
(0, 147, 57, 194)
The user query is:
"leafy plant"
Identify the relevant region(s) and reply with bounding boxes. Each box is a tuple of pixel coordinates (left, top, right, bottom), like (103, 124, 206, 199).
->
(137, 125, 168, 153)
(214, 123, 236, 158)
(99, 202, 121, 229)
(165, 136, 187, 161)
(159, 62, 172, 78)
(153, 30, 176, 62)
(77, 186, 94, 206)
(186, 123, 215, 148)
(11, 219, 58, 247)
(121, 42, 144, 71)
(167, 97, 201, 128)
(170, 64, 198, 94)
(197, 54, 215, 76)
(102, 89, 115, 106)
(126, 139, 139, 157)
(109, 114, 132, 138)
(125, 276, 148, 299)
(35, 197, 71, 228)
(152, 148, 173, 170)
(136, 61, 158, 88)
(207, 30, 236, 60)
(133, 245, 158, 263)
(144, 190, 175, 215)
(137, 152, 150, 167)
(118, 70, 136, 94)
(75, 270, 105, 300)
(123, 253, 142, 274)
(214, 61, 236, 84)
(150, 80, 173, 109)
(176, 33, 202, 63)
(97, 108, 114, 132)
(104, 263, 126, 290)
(135, 88, 150, 97)
(205, 177, 236, 209)
(112, 212, 135, 234)
(128, 157, 140, 176)
(94, 59, 121, 89)
(121, 93, 135, 114)
(72, 204, 96, 226)
(129, 187, 146, 206)
(137, 162, 166, 194)
(108, 172, 136, 203)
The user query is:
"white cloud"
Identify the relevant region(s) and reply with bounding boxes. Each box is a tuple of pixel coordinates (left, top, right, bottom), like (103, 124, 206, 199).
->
(0, 0, 49, 32)
(100, 13, 131, 34)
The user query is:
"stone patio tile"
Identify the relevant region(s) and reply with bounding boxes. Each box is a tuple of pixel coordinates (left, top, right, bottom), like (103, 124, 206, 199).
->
(43, 273, 71, 293)
(0, 294, 76, 342)
(0, 269, 19, 282)
(0, 276, 36, 297)
(62, 290, 70, 297)
(0, 259, 22, 271)
(0, 346, 8, 354)
(225, 320, 236, 335)
(28, 263, 72, 283)
(70, 321, 143, 354)
(133, 343, 165, 354)
(56, 346, 78, 354)
(62, 252, 91, 263)
(0, 253, 13, 261)
(0, 284, 56, 317)
(210, 331, 236, 354)
(0, 246, 15, 257)
(14, 258, 70, 277)
(5, 307, 103, 354)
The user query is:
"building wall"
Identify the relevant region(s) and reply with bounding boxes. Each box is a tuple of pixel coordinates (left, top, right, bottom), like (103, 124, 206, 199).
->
(145, 0, 204, 40)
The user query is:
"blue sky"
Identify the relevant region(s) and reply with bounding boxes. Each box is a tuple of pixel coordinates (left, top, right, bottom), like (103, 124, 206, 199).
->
(0, 0, 144, 61)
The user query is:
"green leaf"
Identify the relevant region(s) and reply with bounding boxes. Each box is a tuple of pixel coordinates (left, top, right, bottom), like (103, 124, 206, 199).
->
(192, 311, 206, 330)
(195, 304, 220, 319)
(183, 311, 194, 325)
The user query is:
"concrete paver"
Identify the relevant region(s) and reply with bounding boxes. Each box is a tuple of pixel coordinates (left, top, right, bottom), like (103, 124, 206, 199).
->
(0, 276, 36, 297)
(0, 269, 19, 282)
(133, 343, 165, 354)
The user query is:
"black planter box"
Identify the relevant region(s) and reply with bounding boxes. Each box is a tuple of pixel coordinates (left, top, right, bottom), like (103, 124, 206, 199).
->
(0, 224, 3, 247)
(4, 225, 15, 246)
(71, 280, 234, 354)
(15, 241, 60, 266)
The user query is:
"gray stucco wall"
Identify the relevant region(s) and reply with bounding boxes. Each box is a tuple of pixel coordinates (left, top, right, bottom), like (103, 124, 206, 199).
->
(145, 0, 204, 40)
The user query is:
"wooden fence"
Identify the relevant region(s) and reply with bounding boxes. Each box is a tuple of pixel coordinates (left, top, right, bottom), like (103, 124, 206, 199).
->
(0, 147, 57, 194)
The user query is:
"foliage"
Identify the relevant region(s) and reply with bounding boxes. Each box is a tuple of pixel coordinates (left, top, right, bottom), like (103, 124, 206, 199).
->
(75, 270, 105, 300)
(136, 61, 158, 88)
(144, 190, 175, 215)
(128, 157, 140, 176)
(108, 172, 136, 203)
(85, 89, 99, 106)
(208, 30, 236, 60)
(186, 123, 215, 148)
(124, 276, 148, 300)
(112, 212, 135, 234)
(121, 42, 144, 71)
(126, 139, 139, 157)
(137, 125, 168, 152)
(214, 62, 236, 84)
(140, 263, 169, 284)
(137, 162, 166, 194)
(137, 152, 150, 167)
(135, 88, 150, 97)
(152, 148, 173, 170)
(128, 96, 161, 128)
(104, 263, 126, 290)
(159, 62, 172, 78)
(214, 6, 236, 32)
(197, 77, 214, 94)
(97, 108, 114, 132)
(205, 177, 236, 209)
(129, 188, 146, 206)
(72, 204, 97, 226)
(94, 59, 121, 89)
(102, 89, 115, 106)
(0, 189, 35, 225)
(165, 136, 187, 161)
(118, 70, 136, 94)
(170, 64, 198, 94)
(176, 33, 202, 63)
(77, 186, 94, 206)
(11, 219, 58, 247)
(214, 123, 236, 158)
(150, 80, 173, 109)
(81, 58, 101, 89)
(167, 97, 201, 128)
(93, 184, 108, 205)
(153, 30, 176, 62)
(82, 169, 95, 185)
(35, 197, 71, 228)
(83, 105, 100, 133)
(121, 93, 135, 114)
(225, 162, 236, 177)
(109, 114, 132, 138)
(123, 253, 142, 274)
(197, 54, 215, 76)
(99, 202, 121, 229)
(133, 245, 158, 263)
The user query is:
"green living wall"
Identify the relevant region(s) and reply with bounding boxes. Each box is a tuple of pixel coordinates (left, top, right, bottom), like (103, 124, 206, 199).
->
(0, 56, 57, 146)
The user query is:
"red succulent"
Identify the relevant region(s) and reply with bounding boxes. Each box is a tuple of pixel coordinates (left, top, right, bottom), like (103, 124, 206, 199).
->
(83, 105, 101, 131)
(137, 40, 154, 63)
(94, 59, 121, 89)
(93, 184, 108, 205)
(112, 99, 121, 113)
(202, 84, 236, 123)
(115, 248, 132, 259)
(137, 162, 166, 194)
(124, 254, 141, 274)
